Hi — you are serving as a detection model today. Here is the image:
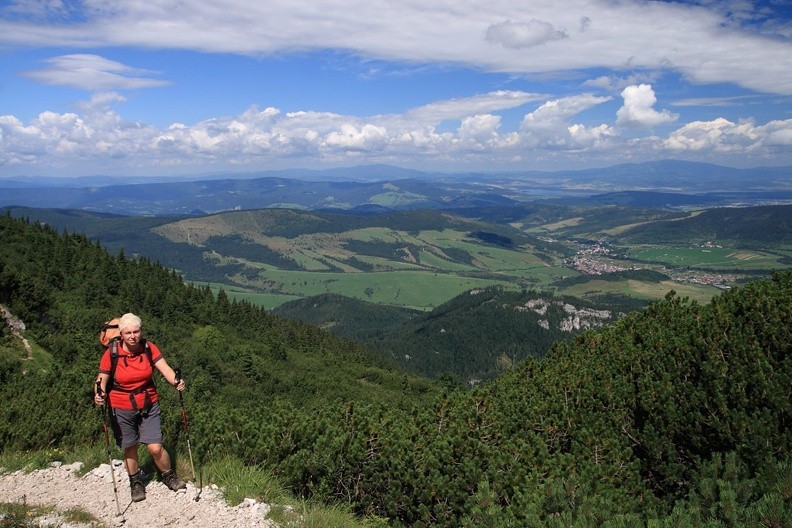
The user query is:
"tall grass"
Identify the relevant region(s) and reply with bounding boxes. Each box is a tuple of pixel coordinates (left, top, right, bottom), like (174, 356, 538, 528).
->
(201, 455, 288, 506)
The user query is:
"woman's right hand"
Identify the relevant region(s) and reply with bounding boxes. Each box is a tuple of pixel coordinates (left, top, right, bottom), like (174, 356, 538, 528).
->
(94, 380, 105, 405)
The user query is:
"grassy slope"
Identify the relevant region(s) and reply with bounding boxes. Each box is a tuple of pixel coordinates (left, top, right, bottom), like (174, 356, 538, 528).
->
(151, 209, 571, 309)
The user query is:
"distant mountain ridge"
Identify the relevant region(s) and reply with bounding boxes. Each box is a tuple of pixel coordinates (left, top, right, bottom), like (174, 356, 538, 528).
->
(1, 160, 789, 215)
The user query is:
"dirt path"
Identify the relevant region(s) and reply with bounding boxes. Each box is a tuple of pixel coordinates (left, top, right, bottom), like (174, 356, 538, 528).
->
(0, 461, 277, 527)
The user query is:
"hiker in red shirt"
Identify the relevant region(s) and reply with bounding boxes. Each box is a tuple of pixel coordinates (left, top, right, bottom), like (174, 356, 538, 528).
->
(94, 313, 187, 502)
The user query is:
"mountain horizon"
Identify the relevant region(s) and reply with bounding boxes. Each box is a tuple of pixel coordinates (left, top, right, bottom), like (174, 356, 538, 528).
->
(1, 159, 790, 217)
(2, 159, 791, 188)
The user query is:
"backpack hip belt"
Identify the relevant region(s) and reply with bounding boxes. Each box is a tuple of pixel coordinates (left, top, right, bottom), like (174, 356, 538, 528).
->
(111, 380, 155, 413)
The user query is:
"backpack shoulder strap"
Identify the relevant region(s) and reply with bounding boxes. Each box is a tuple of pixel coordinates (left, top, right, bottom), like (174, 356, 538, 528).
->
(109, 339, 120, 368)
(141, 339, 154, 365)
(108, 339, 120, 390)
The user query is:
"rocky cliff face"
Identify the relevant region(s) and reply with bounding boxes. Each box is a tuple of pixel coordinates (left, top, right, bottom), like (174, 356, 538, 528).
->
(514, 298, 613, 332)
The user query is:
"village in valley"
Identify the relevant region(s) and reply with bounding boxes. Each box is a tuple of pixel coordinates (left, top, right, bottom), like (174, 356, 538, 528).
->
(565, 241, 734, 289)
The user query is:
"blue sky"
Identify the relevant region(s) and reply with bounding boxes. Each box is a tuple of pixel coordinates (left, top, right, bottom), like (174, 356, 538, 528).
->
(1, 0, 791, 178)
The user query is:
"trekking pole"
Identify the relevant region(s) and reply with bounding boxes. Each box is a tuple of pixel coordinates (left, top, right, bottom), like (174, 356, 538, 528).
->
(96, 381, 125, 523)
(174, 369, 199, 500)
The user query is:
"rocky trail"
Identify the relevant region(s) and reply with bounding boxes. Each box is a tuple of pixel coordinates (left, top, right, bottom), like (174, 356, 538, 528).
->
(0, 461, 277, 527)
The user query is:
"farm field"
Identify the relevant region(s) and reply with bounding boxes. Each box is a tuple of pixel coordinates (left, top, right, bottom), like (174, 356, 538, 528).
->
(626, 246, 787, 270)
(210, 238, 769, 309)
(559, 278, 723, 304)
(229, 269, 520, 310)
(176, 220, 572, 309)
(200, 282, 302, 309)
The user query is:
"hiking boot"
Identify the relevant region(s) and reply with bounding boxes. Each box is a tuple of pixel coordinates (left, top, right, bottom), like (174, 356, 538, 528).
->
(161, 469, 186, 491)
(129, 474, 146, 502)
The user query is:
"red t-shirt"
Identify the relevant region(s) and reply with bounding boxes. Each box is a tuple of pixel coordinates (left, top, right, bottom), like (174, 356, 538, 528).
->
(99, 341, 163, 411)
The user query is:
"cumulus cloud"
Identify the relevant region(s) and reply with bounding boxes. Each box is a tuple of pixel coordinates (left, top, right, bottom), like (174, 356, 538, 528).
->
(568, 123, 618, 148)
(616, 84, 678, 128)
(324, 124, 388, 150)
(763, 121, 792, 146)
(484, 19, 568, 49)
(0, 103, 160, 168)
(457, 114, 503, 149)
(665, 117, 792, 152)
(0, 91, 582, 170)
(22, 54, 169, 90)
(0, 89, 789, 174)
(519, 94, 617, 150)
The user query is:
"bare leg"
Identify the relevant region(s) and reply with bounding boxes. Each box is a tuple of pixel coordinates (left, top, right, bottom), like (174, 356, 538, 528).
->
(125, 444, 147, 502)
(124, 445, 139, 475)
(148, 443, 186, 491)
(147, 443, 172, 472)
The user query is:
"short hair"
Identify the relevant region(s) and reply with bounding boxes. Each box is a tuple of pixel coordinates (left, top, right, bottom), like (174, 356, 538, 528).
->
(118, 313, 142, 332)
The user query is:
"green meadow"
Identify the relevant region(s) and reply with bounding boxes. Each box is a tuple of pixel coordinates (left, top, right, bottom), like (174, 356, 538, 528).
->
(245, 269, 519, 309)
(199, 225, 571, 309)
(627, 246, 786, 270)
(558, 278, 723, 304)
(210, 284, 303, 309)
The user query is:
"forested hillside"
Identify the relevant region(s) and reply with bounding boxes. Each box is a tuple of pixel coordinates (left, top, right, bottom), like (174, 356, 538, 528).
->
(1, 213, 790, 527)
(274, 288, 645, 383)
(618, 204, 792, 248)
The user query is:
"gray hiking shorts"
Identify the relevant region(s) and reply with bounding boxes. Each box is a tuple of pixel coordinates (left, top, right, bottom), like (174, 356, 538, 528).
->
(111, 402, 163, 448)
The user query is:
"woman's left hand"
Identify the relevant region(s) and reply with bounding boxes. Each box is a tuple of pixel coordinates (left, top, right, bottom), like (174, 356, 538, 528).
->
(175, 378, 186, 391)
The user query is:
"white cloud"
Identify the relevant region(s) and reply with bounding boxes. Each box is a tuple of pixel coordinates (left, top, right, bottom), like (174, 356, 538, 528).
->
(2, 1, 791, 95)
(521, 94, 612, 130)
(670, 95, 758, 107)
(324, 124, 388, 150)
(583, 72, 659, 93)
(484, 19, 568, 49)
(567, 123, 618, 149)
(661, 117, 792, 152)
(3, 0, 71, 19)
(406, 91, 544, 124)
(457, 114, 503, 150)
(0, 90, 789, 175)
(518, 94, 616, 151)
(763, 121, 792, 146)
(21, 54, 169, 90)
(616, 84, 678, 128)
